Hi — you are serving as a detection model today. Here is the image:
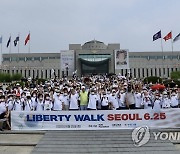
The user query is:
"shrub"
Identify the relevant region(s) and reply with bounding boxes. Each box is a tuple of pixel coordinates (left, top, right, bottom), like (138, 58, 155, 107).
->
(144, 76, 162, 84)
(171, 71, 180, 80)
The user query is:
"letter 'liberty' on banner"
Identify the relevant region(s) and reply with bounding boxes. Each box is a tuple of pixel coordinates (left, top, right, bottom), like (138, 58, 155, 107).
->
(11, 109, 180, 130)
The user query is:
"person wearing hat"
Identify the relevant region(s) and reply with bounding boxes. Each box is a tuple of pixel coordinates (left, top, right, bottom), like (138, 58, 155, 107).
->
(141, 91, 152, 109)
(162, 91, 171, 108)
(79, 86, 88, 110)
(13, 93, 23, 111)
(100, 91, 109, 110)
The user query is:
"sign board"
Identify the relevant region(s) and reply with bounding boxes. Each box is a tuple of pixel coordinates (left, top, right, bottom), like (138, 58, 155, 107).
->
(114, 50, 129, 69)
(60, 50, 75, 76)
(11, 109, 180, 130)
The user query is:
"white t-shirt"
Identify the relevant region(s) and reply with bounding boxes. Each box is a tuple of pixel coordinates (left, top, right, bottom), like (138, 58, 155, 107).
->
(69, 94, 79, 109)
(101, 96, 109, 106)
(119, 93, 126, 107)
(36, 100, 44, 111)
(7, 99, 14, 111)
(109, 95, 119, 109)
(153, 99, 162, 110)
(62, 95, 69, 106)
(134, 93, 142, 108)
(0, 102, 7, 114)
(142, 97, 152, 109)
(44, 100, 53, 111)
(88, 94, 98, 109)
(25, 100, 33, 111)
(53, 95, 63, 111)
(162, 98, 171, 108)
(170, 96, 178, 107)
(13, 100, 22, 111)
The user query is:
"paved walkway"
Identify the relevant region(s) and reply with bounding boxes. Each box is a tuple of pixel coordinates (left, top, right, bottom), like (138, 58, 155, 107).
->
(32, 130, 179, 154)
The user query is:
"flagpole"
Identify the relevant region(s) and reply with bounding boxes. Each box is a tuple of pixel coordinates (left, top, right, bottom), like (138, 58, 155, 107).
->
(18, 33, 20, 71)
(0, 35, 2, 72)
(160, 34, 164, 78)
(171, 31, 174, 69)
(29, 31, 30, 53)
(9, 34, 11, 73)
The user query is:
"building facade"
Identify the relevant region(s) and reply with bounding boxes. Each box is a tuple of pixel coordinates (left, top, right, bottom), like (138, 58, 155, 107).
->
(1, 40, 180, 79)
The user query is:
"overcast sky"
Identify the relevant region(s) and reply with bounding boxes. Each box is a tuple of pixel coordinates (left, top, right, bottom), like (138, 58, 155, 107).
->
(1, 0, 180, 53)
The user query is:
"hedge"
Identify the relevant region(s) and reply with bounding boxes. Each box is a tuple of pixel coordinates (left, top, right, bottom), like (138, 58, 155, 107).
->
(0, 73, 22, 82)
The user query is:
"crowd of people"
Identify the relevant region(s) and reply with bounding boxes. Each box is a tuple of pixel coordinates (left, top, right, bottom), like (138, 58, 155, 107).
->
(0, 74, 180, 130)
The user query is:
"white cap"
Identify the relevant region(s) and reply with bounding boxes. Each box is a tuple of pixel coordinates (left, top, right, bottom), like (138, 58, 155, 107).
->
(26, 92, 31, 96)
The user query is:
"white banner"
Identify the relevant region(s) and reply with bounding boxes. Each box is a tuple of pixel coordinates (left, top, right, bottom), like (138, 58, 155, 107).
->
(115, 49, 129, 69)
(60, 50, 75, 76)
(11, 109, 180, 130)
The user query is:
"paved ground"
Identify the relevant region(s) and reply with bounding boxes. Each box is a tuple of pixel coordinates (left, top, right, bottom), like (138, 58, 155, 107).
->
(32, 130, 180, 154)
(0, 130, 180, 154)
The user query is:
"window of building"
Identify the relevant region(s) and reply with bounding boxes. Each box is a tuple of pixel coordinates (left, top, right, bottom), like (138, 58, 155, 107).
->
(33, 70, 35, 79)
(58, 69, 60, 78)
(16, 70, 18, 74)
(175, 68, 177, 71)
(3, 57, 10, 61)
(147, 68, 149, 77)
(34, 57, 41, 61)
(138, 68, 140, 78)
(171, 68, 173, 72)
(19, 57, 25, 61)
(28, 70, 31, 77)
(134, 68, 136, 78)
(163, 68, 165, 76)
(142, 68, 144, 77)
(26, 57, 32, 61)
(155, 68, 157, 76)
(45, 70, 47, 79)
(151, 68, 153, 76)
(49, 69, 51, 78)
(167, 68, 170, 77)
(49, 57, 56, 59)
(41, 57, 48, 60)
(41, 70, 43, 78)
(24, 70, 27, 78)
(20, 70, 22, 75)
(121, 69, 123, 76)
(12, 70, 14, 74)
(37, 70, 39, 78)
(159, 68, 161, 77)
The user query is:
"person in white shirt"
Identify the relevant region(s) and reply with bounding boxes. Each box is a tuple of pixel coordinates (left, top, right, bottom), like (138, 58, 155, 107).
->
(153, 94, 162, 111)
(108, 89, 119, 110)
(101, 92, 109, 110)
(118, 90, 126, 110)
(13, 93, 23, 111)
(62, 88, 69, 110)
(170, 91, 179, 108)
(31, 92, 37, 111)
(87, 89, 98, 110)
(20, 92, 26, 111)
(36, 94, 44, 111)
(162, 91, 171, 108)
(69, 89, 79, 110)
(134, 90, 142, 109)
(53, 90, 64, 111)
(44, 94, 53, 111)
(7, 94, 14, 111)
(141, 95, 152, 109)
(24, 92, 33, 111)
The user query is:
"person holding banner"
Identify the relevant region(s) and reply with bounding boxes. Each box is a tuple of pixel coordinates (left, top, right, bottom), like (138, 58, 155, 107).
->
(87, 89, 98, 110)
(69, 88, 79, 110)
(79, 86, 88, 110)
(36, 94, 44, 111)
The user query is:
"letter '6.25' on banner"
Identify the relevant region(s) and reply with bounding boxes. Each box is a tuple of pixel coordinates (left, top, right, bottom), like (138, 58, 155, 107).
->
(11, 109, 180, 130)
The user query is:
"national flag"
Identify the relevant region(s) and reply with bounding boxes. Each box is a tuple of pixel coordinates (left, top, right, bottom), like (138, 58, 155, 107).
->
(14, 36, 19, 46)
(6, 36, 11, 48)
(173, 33, 180, 43)
(25, 33, 30, 45)
(163, 31, 172, 41)
(153, 30, 161, 41)
(0, 36, 2, 44)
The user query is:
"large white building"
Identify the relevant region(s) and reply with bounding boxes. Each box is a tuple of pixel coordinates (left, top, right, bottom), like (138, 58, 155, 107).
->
(1, 40, 180, 79)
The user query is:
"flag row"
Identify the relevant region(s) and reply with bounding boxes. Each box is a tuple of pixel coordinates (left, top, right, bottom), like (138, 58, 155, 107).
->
(0, 33, 30, 48)
(153, 30, 180, 42)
